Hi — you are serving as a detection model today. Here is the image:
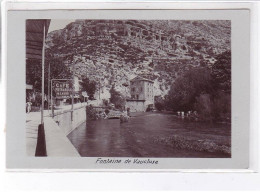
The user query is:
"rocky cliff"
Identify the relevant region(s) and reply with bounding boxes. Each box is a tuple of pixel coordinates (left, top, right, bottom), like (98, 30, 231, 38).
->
(45, 20, 231, 98)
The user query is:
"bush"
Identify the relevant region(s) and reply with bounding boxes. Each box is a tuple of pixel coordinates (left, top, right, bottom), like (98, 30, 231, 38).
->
(105, 109, 110, 115)
(155, 102, 164, 111)
(86, 105, 98, 120)
(154, 96, 165, 111)
(102, 99, 109, 106)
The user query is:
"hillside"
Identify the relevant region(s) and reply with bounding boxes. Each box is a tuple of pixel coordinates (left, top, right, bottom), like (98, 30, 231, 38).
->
(45, 20, 231, 98)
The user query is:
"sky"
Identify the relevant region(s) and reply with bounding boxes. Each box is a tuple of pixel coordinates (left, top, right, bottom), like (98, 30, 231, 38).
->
(48, 19, 76, 33)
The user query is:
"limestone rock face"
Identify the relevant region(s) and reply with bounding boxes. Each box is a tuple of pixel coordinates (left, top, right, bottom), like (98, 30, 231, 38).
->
(46, 20, 231, 99)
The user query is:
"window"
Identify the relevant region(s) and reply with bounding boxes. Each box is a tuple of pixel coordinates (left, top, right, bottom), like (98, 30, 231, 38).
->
(132, 87, 135, 92)
(136, 95, 139, 99)
(140, 87, 142, 92)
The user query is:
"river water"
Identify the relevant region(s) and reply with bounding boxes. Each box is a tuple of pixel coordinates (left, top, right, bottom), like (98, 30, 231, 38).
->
(68, 112, 231, 158)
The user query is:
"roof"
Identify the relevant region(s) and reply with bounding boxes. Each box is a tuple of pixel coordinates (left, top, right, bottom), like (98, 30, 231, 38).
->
(26, 19, 51, 60)
(130, 76, 154, 83)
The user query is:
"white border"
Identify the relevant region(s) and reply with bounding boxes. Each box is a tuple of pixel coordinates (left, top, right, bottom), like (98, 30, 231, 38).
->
(1, 0, 259, 172)
(1, 0, 260, 192)
(6, 9, 250, 170)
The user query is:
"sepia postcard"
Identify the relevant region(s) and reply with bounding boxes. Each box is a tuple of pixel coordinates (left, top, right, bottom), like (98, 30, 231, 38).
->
(5, 8, 251, 170)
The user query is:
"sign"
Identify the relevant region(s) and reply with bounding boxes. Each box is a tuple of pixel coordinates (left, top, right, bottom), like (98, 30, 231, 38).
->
(52, 80, 73, 99)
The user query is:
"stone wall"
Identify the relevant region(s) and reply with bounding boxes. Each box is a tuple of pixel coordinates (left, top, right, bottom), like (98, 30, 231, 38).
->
(126, 100, 146, 112)
(53, 105, 86, 135)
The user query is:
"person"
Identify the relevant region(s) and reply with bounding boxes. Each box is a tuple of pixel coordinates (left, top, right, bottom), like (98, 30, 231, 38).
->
(126, 107, 130, 116)
(103, 111, 108, 119)
(26, 101, 32, 113)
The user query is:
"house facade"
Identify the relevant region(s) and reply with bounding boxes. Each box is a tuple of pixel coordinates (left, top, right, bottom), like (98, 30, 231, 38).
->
(126, 76, 154, 112)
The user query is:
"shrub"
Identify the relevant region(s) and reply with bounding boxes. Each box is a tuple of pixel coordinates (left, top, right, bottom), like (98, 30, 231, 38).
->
(102, 99, 109, 106)
(154, 96, 165, 111)
(155, 102, 164, 111)
(86, 105, 98, 120)
(105, 109, 110, 115)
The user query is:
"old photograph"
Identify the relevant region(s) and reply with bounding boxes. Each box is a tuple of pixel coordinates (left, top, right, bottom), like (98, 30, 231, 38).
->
(26, 19, 231, 158)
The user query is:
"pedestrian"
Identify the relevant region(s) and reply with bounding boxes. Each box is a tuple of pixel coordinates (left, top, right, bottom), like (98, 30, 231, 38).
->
(126, 107, 130, 116)
(26, 101, 32, 113)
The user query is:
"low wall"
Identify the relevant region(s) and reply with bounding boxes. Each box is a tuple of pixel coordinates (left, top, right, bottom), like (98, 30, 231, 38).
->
(126, 100, 146, 112)
(53, 105, 86, 135)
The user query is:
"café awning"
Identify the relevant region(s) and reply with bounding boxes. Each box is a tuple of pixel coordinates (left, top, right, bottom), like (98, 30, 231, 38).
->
(26, 19, 51, 124)
(26, 19, 51, 60)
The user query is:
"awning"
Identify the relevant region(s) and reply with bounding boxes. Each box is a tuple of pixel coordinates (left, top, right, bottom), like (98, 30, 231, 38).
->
(26, 19, 51, 60)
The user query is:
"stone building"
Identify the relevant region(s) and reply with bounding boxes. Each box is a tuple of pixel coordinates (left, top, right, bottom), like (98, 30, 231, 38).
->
(126, 76, 154, 112)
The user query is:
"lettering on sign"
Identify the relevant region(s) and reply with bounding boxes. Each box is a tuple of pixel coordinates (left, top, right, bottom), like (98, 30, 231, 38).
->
(52, 81, 73, 99)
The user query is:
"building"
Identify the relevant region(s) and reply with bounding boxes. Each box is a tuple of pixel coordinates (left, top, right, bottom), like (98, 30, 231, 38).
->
(126, 76, 154, 112)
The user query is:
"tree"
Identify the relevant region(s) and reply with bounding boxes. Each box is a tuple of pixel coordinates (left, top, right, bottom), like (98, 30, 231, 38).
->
(211, 50, 231, 93)
(26, 53, 72, 94)
(194, 93, 213, 121)
(81, 77, 97, 99)
(165, 50, 231, 121)
(167, 67, 213, 111)
(109, 85, 125, 110)
(154, 96, 165, 111)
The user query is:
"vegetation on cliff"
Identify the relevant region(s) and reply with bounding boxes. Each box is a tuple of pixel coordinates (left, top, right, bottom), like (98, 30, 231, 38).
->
(43, 20, 231, 98)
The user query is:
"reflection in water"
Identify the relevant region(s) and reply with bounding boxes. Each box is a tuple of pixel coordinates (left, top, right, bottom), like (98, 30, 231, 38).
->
(68, 112, 231, 158)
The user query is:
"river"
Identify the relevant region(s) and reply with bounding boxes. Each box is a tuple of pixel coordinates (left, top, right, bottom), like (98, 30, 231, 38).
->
(68, 112, 231, 158)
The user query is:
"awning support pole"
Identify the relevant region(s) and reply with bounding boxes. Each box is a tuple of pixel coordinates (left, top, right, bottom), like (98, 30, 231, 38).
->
(41, 23, 46, 124)
(51, 79, 53, 117)
(48, 62, 50, 113)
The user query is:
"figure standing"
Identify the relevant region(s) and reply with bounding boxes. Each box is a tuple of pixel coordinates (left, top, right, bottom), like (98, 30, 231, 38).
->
(26, 101, 32, 113)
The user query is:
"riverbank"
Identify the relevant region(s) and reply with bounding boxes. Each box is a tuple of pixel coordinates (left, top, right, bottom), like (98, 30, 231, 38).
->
(152, 134, 231, 156)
